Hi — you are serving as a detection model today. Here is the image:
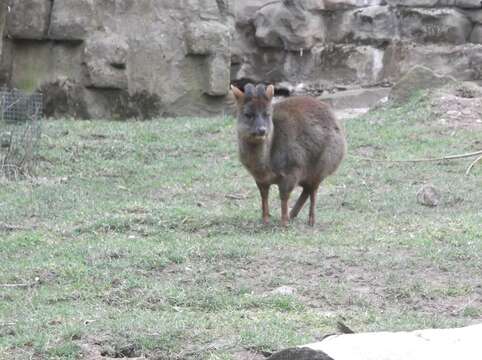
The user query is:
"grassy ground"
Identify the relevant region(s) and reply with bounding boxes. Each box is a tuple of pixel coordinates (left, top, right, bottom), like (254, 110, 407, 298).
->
(1, 93, 481, 359)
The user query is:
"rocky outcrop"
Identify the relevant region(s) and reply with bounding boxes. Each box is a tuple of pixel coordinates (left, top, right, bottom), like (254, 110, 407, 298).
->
(6, 0, 52, 40)
(389, 65, 456, 103)
(2, 0, 482, 118)
(0, 0, 235, 119)
(233, 0, 482, 96)
(48, 0, 98, 41)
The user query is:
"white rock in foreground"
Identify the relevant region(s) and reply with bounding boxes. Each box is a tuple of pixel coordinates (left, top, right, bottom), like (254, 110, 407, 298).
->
(302, 323, 482, 360)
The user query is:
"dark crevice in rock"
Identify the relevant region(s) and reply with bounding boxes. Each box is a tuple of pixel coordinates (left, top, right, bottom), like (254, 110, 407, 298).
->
(215, 0, 228, 19)
(46, 0, 55, 39)
(111, 62, 126, 70)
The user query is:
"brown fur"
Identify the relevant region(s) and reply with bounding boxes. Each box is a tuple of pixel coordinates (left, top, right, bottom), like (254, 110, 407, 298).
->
(232, 84, 346, 226)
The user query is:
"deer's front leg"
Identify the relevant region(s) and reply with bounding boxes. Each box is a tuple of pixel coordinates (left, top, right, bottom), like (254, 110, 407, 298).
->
(257, 183, 270, 224)
(280, 193, 290, 227)
(279, 178, 297, 227)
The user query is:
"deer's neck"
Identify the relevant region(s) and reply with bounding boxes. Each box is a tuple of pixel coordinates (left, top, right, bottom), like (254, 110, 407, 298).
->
(238, 134, 274, 183)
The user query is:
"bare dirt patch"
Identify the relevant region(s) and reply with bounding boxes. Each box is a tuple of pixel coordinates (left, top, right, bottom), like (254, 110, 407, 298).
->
(431, 84, 482, 130)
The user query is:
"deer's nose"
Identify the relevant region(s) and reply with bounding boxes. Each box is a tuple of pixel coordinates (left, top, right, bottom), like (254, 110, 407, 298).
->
(255, 127, 267, 136)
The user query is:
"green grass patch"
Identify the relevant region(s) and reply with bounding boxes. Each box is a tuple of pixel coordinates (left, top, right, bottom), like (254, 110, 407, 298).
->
(1, 94, 481, 358)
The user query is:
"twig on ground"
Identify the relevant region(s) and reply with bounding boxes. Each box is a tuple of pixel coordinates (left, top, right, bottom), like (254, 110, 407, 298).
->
(0, 283, 30, 288)
(0, 322, 16, 327)
(0, 222, 28, 232)
(465, 154, 482, 175)
(225, 193, 248, 200)
(353, 150, 482, 163)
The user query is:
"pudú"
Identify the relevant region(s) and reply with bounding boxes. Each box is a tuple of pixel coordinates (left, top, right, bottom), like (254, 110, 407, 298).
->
(231, 83, 346, 226)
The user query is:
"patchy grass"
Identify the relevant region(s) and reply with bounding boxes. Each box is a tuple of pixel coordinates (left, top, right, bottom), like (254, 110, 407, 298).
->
(0, 93, 481, 359)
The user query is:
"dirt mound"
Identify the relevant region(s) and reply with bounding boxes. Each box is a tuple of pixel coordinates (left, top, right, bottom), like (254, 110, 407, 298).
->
(431, 82, 482, 130)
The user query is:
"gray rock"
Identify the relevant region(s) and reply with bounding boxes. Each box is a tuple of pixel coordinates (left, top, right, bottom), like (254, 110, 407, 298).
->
(7, 0, 52, 40)
(83, 32, 129, 90)
(329, 6, 399, 45)
(9, 41, 84, 92)
(470, 25, 482, 44)
(185, 21, 231, 55)
(254, 2, 324, 50)
(399, 8, 472, 44)
(386, 43, 482, 82)
(463, 9, 482, 23)
(316, 44, 386, 85)
(390, 65, 456, 103)
(205, 54, 231, 96)
(417, 184, 441, 207)
(41, 78, 90, 119)
(2, 0, 234, 118)
(185, 21, 231, 96)
(454, 0, 482, 8)
(4, 0, 482, 119)
(48, 0, 97, 41)
(235, 0, 266, 26)
(320, 87, 391, 109)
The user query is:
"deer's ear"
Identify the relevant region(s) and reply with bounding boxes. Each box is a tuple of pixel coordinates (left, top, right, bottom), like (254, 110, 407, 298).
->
(265, 85, 274, 101)
(231, 85, 244, 104)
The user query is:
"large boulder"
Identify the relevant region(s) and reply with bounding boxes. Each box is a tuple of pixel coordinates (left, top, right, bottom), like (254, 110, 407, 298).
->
(464, 9, 482, 23)
(253, 1, 325, 50)
(470, 25, 482, 43)
(9, 41, 84, 92)
(233, 43, 387, 88)
(185, 21, 230, 55)
(329, 6, 399, 45)
(1, 0, 235, 118)
(320, 87, 391, 109)
(389, 65, 456, 103)
(6, 0, 52, 40)
(385, 42, 482, 81)
(206, 54, 231, 96)
(399, 8, 472, 44)
(83, 32, 129, 90)
(48, 0, 97, 41)
(315, 44, 386, 85)
(185, 21, 232, 96)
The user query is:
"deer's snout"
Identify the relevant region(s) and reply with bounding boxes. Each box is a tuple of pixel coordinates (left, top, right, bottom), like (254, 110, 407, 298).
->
(252, 127, 267, 137)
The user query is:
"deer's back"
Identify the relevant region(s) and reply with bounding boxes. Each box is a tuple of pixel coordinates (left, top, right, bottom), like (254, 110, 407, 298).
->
(271, 96, 346, 182)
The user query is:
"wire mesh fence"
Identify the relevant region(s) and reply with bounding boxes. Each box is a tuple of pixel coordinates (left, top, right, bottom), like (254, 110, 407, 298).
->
(0, 88, 43, 179)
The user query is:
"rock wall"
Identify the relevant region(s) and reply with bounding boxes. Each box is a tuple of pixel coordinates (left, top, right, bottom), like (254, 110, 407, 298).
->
(233, 0, 482, 94)
(0, 0, 234, 118)
(2, 0, 482, 118)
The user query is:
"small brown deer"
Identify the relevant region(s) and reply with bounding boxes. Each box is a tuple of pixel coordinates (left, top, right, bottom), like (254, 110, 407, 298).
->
(231, 83, 346, 226)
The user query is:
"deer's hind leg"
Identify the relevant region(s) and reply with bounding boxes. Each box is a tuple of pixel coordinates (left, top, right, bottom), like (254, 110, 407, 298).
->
(308, 182, 322, 227)
(290, 188, 309, 220)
